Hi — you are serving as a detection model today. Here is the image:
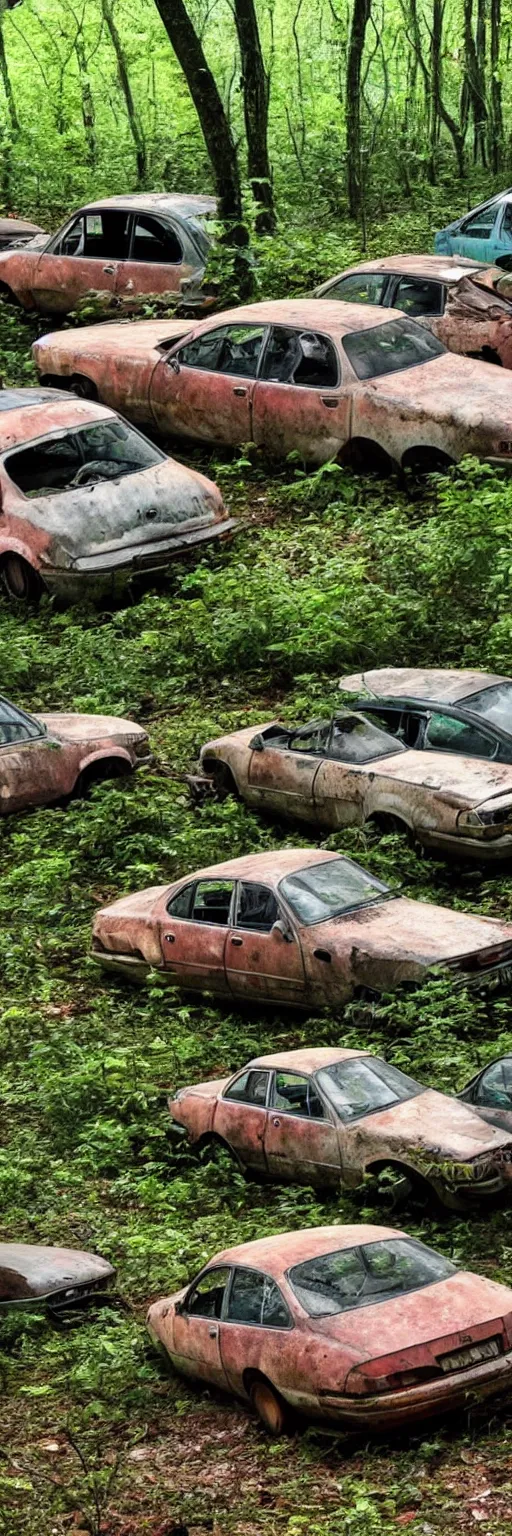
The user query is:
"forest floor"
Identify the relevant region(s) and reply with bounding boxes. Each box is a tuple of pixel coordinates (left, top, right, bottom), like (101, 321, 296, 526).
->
(2, 199, 512, 1535)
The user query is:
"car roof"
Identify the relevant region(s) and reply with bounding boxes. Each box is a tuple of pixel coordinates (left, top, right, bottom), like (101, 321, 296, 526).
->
(351, 667, 507, 703)
(0, 393, 114, 452)
(174, 847, 348, 885)
(80, 194, 216, 218)
(327, 254, 490, 283)
(249, 1047, 369, 1072)
(214, 1224, 402, 1275)
(191, 298, 401, 336)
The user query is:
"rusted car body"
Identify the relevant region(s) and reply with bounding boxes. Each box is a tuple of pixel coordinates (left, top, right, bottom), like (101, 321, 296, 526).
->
(314, 255, 512, 369)
(0, 692, 151, 814)
(0, 387, 233, 604)
(0, 194, 216, 316)
(33, 298, 512, 473)
(167, 1045, 512, 1209)
(460, 1056, 512, 1135)
(147, 1222, 512, 1432)
(91, 847, 512, 1001)
(200, 712, 512, 861)
(0, 1242, 114, 1314)
(339, 667, 512, 764)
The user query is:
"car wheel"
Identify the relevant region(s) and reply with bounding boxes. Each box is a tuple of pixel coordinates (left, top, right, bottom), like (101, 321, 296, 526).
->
(250, 1376, 289, 1435)
(340, 438, 394, 476)
(70, 374, 98, 400)
(1, 554, 43, 604)
(369, 1162, 433, 1213)
(74, 759, 130, 799)
(200, 758, 239, 801)
(402, 446, 454, 476)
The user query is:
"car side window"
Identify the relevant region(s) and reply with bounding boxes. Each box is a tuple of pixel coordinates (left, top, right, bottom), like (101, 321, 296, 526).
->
(0, 699, 41, 745)
(328, 715, 399, 763)
(215, 325, 266, 379)
(424, 713, 497, 759)
(323, 273, 388, 305)
(501, 202, 512, 241)
(272, 1070, 326, 1119)
(191, 880, 235, 925)
(226, 1268, 292, 1327)
(361, 707, 423, 748)
(223, 1068, 270, 1106)
(185, 1266, 231, 1319)
(236, 882, 279, 932)
(166, 883, 194, 919)
(392, 277, 444, 317)
(177, 328, 229, 372)
(131, 215, 183, 265)
(260, 326, 339, 388)
(474, 1059, 512, 1109)
(461, 202, 500, 239)
(289, 721, 330, 755)
(58, 215, 85, 256)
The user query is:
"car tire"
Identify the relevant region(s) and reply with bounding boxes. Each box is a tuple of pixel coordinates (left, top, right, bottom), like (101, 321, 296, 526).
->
(200, 758, 239, 801)
(250, 1376, 289, 1435)
(1, 554, 43, 604)
(70, 374, 98, 401)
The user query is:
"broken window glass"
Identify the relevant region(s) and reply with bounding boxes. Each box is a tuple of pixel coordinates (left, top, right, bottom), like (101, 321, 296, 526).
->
(328, 713, 404, 763)
(272, 1071, 326, 1120)
(185, 1267, 231, 1319)
(424, 713, 497, 759)
(236, 882, 279, 932)
(289, 1239, 455, 1317)
(280, 857, 392, 925)
(322, 272, 388, 305)
(191, 880, 235, 925)
(6, 420, 164, 497)
(392, 277, 444, 317)
(474, 1057, 512, 1109)
(261, 326, 339, 387)
(317, 1057, 421, 1123)
(227, 1268, 291, 1327)
(216, 325, 265, 379)
(343, 317, 445, 379)
(463, 683, 512, 730)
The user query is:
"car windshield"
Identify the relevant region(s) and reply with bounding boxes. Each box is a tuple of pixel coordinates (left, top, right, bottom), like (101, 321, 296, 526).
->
(343, 317, 445, 380)
(317, 1057, 422, 1123)
(279, 857, 394, 925)
(288, 1238, 455, 1317)
(464, 682, 512, 730)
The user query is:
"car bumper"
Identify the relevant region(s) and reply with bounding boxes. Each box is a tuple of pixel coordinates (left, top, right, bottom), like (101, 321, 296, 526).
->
(286, 1350, 512, 1429)
(420, 827, 512, 862)
(91, 949, 153, 984)
(41, 518, 237, 600)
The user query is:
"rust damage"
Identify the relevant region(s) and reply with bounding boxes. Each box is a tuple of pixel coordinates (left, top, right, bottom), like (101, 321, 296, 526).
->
(0, 691, 152, 815)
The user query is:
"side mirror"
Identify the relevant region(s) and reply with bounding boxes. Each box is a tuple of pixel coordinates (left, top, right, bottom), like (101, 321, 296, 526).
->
(167, 356, 180, 374)
(250, 733, 264, 752)
(272, 918, 293, 943)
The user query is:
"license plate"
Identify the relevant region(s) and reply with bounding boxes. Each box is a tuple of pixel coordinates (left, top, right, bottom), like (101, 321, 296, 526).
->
(439, 1338, 501, 1373)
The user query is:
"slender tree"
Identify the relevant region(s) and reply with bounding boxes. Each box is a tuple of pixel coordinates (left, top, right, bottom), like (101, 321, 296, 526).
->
(101, 0, 147, 183)
(233, 0, 275, 232)
(345, 0, 372, 218)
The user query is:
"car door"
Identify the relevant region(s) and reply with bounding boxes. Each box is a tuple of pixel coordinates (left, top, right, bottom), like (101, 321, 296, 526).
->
(225, 880, 306, 1002)
(157, 878, 234, 994)
(247, 720, 330, 819)
(252, 325, 351, 461)
(313, 715, 405, 828)
(149, 322, 266, 442)
(264, 1070, 341, 1185)
(450, 200, 502, 262)
(219, 1266, 294, 1398)
(213, 1067, 270, 1171)
(486, 199, 512, 266)
(170, 1266, 232, 1388)
(30, 209, 130, 315)
(0, 699, 71, 814)
(115, 213, 188, 299)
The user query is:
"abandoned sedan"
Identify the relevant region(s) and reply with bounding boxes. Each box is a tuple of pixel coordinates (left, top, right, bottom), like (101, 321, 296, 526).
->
(91, 848, 512, 1001)
(0, 1242, 114, 1316)
(0, 692, 151, 814)
(460, 1056, 512, 1135)
(33, 298, 512, 474)
(200, 711, 512, 861)
(147, 1223, 512, 1431)
(0, 193, 216, 316)
(0, 387, 233, 603)
(339, 667, 512, 764)
(314, 254, 512, 369)
(167, 1046, 512, 1209)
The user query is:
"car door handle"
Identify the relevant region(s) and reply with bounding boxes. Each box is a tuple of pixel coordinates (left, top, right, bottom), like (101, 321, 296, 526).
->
(313, 948, 332, 963)
(233, 386, 247, 397)
(209, 1326, 218, 1338)
(103, 264, 116, 273)
(321, 397, 339, 408)
(272, 1117, 281, 1127)
(164, 933, 176, 944)
(230, 936, 243, 947)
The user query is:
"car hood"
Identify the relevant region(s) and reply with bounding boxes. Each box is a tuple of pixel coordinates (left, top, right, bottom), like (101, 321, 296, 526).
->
(368, 746, 512, 805)
(316, 895, 512, 966)
(356, 1087, 512, 1159)
(19, 459, 225, 566)
(369, 350, 512, 431)
(0, 1243, 114, 1300)
(309, 1271, 512, 1361)
(464, 1104, 512, 1135)
(38, 712, 147, 746)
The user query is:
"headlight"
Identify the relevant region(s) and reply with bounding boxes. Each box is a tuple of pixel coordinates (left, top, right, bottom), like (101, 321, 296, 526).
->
(132, 735, 150, 758)
(458, 801, 512, 829)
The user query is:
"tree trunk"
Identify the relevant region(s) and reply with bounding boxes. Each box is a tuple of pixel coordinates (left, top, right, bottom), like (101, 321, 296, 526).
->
(345, 0, 372, 218)
(233, 0, 275, 233)
(0, 4, 19, 134)
(75, 32, 96, 168)
(101, 0, 147, 183)
(463, 0, 488, 164)
(489, 0, 503, 171)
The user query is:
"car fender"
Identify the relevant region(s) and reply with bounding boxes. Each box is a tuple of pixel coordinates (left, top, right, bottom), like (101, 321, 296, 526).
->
(0, 534, 43, 575)
(77, 745, 134, 777)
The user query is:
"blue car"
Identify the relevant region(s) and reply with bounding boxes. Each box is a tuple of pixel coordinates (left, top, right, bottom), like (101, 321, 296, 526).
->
(435, 189, 512, 266)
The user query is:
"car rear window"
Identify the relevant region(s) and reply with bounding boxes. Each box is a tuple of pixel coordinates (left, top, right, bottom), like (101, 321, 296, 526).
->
(288, 1238, 455, 1317)
(5, 420, 164, 497)
(343, 317, 445, 379)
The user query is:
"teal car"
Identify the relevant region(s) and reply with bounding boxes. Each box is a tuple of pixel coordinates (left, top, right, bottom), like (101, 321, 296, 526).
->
(435, 190, 512, 266)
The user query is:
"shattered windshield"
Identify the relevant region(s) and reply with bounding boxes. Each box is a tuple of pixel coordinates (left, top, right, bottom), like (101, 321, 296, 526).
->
(317, 1056, 422, 1123)
(288, 1238, 455, 1317)
(6, 420, 164, 497)
(280, 857, 394, 925)
(465, 683, 512, 729)
(343, 317, 445, 379)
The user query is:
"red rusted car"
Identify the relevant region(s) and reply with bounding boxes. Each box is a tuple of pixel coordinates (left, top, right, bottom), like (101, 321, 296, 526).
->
(0, 1242, 114, 1317)
(200, 712, 512, 861)
(147, 1223, 512, 1432)
(0, 692, 150, 814)
(339, 667, 512, 763)
(167, 1045, 512, 1209)
(91, 848, 512, 1000)
(0, 193, 216, 316)
(0, 386, 233, 604)
(460, 1056, 512, 1135)
(33, 298, 512, 473)
(314, 254, 512, 368)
